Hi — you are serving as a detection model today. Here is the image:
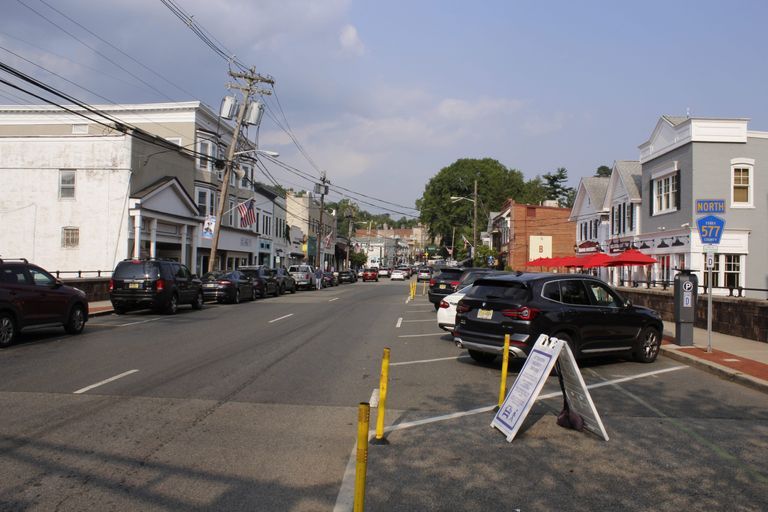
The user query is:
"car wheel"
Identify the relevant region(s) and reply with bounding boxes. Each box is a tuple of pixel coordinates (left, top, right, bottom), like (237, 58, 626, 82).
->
(290, 284, 297, 294)
(0, 312, 17, 347)
(64, 304, 86, 335)
(551, 332, 577, 362)
(233, 289, 241, 304)
(261, 287, 267, 298)
(165, 294, 179, 314)
(191, 292, 204, 310)
(633, 326, 661, 363)
(468, 350, 496, 364)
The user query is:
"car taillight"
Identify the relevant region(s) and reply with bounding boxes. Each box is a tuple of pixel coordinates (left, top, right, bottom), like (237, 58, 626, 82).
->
(155, 278, 165, 292)
(456, 303, 471, 314)
(108, 279, 115, 292)
(429, 278, 436, 286)
(439, 300, 450, 309)
(218, 280, 231, 285)
(501, 306, 540, 320)
(450, 280, 460, 288)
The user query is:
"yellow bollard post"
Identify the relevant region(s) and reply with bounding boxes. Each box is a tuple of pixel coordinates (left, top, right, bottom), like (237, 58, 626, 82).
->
(353, 402, 370, 512)
(496, 334, 511, 410)
(372, 347, 391, 445)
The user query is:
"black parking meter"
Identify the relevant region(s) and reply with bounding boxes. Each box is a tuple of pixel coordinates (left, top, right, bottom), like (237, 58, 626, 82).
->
(673, 269, 698, 346)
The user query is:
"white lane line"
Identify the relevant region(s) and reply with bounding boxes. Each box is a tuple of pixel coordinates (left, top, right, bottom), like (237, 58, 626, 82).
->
(369, 388, 380, 408)
(269, 313, 294, 323)
(73, 369, 139, 394)
(115, 317, 165, 327)
(398, 333, 446, 338)
(396, 317, 403, 328)
(390, 355, 470, 367)
(402, 319, 435, 323)
(329, 297, 339, 302)
(405, 309, 434, 313)
(405, 297, 411, 304)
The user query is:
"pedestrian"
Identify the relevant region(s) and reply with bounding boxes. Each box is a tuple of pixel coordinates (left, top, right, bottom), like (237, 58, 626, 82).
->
(314, 265, 323, 290)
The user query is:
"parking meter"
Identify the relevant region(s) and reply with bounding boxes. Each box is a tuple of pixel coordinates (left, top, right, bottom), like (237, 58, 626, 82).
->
(673, 270, 698, 346)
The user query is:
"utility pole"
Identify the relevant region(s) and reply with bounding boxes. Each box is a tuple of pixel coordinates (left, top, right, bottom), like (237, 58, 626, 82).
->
(473, 178, 478, 261)
(315, 172, 329, 269)
(207, 68, 273, 273)
(345, 211, 353, 270)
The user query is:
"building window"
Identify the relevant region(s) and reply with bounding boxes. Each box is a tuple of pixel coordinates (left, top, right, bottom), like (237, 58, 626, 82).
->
(61, 227, 79, 248)
(263, 215, 271, 236)
(196, 188, 216, 216)
(724, 254, 741, 288)
(197, 139, 213, 171)
(228, 200, 235, 226)
(59, 169, 76, 199)
(240, 165, 252, 188)
(652, 172, 679, 215)
(731, 159, 754, 208)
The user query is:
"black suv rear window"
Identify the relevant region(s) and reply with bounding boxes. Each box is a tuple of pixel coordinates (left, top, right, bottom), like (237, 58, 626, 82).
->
(467, 282, 529, 301)
(113, 262, 159, 280)
(435, 268, 463, 278)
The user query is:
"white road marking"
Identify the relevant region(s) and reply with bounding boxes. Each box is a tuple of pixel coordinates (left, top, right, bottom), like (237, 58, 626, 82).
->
(401, 319, 435, 323)
(405, 297, 411, 304)
(369, 388, 380, 408)
(334, 365, 689, 507)
(73, 369, 139, 394)
(115, 317, 165, 327)
(268, 313, 294, 323)
(396, 317, 402, 328)
(329, 297, 339, 302)
(405, 309, 434, 313)
(398, 333, 446, 338)
(390, 355, 470, 366)
(723, 358, 740, 362)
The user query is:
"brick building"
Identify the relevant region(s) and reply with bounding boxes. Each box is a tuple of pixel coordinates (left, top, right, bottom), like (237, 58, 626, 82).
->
(492, 200, 576, 270)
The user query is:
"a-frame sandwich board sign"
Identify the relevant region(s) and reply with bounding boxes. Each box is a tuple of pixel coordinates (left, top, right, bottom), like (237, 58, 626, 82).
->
(491, 334, 609, 442)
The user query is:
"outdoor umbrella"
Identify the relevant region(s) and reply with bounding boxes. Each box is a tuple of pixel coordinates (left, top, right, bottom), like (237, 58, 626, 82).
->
(526, 257, 549, 266)
(605, 249, 657, 266)
(581, 252, 615, 268)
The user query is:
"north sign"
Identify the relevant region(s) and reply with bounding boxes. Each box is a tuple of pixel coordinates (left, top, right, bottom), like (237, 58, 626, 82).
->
(697, 215, 726, 245)
(695, 199, 725, 214)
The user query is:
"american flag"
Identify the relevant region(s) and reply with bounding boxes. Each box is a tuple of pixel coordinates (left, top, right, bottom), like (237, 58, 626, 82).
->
(237, 199, 257, 228)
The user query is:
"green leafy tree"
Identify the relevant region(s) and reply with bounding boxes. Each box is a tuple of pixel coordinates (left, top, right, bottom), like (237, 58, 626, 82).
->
(417, 158, 546, 248)
(542, 167, 575, 207)
(349, 250, 368, 268)
(595, 165, 612, 177)
(472, 244, 497, 267)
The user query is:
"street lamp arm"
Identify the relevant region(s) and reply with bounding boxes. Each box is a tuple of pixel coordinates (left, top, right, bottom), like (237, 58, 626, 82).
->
(233, 149, 280, 157)
(450, 196, 475, 203)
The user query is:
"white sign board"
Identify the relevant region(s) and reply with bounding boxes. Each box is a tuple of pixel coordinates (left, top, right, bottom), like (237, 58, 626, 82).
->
(706, 254, 715, 269)
(528, 235, 552, 261)
(703, 245, 717, 254)
(491, 335, 609, 442)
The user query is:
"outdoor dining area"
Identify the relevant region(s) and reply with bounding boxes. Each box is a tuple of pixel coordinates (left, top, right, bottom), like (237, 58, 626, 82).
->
(525, 249, 658, 271)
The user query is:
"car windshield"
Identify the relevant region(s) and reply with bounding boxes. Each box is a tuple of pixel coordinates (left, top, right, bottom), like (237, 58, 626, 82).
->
(467, 282, 529, 301)
(114, 262, 159, 280)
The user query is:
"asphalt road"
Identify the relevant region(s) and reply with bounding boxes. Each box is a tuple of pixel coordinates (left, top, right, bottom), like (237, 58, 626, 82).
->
(0, 279, 766, 511)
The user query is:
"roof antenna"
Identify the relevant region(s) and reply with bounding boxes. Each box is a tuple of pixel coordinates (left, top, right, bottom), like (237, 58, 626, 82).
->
(686, 107, 691, 118)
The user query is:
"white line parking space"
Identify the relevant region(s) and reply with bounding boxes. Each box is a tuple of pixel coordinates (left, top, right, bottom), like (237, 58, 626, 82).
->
(401, 319, 435, 323)
(329, 297, 339, 302)
(396, 317, 402, 328)
(390, 355, 469, 367)
(405, 309, 434, 313)
(398, 333, 445, 338)
(73, 369, 139, 394)
(115, 317, 166, 327)
(268, 313, 294, 323)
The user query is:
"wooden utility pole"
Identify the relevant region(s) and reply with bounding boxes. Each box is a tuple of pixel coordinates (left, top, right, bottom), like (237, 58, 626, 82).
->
(315, 172, 329, 269)
(207, 68, 273, 273)
(473, 178, 478, 260)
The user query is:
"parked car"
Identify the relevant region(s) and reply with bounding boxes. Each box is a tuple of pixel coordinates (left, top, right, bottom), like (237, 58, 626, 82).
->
(416, 267, 432, 282)
(338, 270, 357, 283)
(0, 258, 89, 347)
(109, 258, 203, 314)
(362, 268, 379, 282)
(395, 266, 412, 278)
(427, 267, 465, 310)
(390, 269, 407, 281)
(240, 266, 280, 297)
(378, 267, 391, 278)
(201, 270, 256, 303)
(274, 267, 297, 294)
(288, 264, 315, 291)
(356, 268, 364, 278)
(453, 273, 664, 365)
(322, 271, 338, 287)
(437, 270, 510, 332)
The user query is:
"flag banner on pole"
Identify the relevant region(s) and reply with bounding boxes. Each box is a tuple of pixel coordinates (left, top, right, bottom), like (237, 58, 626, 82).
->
(237, 199, 257, 228)
(202, 215, 215, 239)
(324, 231, 333, 248)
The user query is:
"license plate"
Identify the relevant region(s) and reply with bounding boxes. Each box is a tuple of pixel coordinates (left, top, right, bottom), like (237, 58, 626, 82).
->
(439, 284, 446, 289)
(204, 283, 216, 288)
(128, 283, 140, 289)
(477, 309, 493, 320)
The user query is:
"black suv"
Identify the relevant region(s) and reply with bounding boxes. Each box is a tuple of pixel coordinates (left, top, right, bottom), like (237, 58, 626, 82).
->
(453, 272, 663, 364)
(239, 266, 280, 297)
(0, 258, 89, 347)
(109, 259, 203, 314)
(427, 267, 465, 310)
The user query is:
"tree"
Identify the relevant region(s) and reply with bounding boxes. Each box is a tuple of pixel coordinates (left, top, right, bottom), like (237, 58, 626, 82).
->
(417, 158, 546, 247)
(349, 249, 368, 268)
(542, 167, 575, 208)
(595, 165, 612, 177)
(472, 244, 496, 267)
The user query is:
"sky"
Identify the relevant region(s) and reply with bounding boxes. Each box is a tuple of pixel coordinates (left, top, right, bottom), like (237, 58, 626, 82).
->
(2, 0, 767, 218)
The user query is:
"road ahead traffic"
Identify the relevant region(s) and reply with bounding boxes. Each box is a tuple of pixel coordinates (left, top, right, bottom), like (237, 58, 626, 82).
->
(1, 279, 766, 511)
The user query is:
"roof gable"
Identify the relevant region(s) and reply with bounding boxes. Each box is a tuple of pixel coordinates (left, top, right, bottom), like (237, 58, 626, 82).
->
(132, 176, 199, 218)
(570, 176, 609, 221)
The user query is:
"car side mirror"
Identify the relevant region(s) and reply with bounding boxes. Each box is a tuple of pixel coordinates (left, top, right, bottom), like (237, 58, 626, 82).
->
(623, 299, 632, 308)
(53, 278, 63, 288)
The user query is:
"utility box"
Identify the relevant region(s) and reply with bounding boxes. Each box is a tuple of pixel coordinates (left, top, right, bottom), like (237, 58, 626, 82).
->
(673, 270, 698, 346)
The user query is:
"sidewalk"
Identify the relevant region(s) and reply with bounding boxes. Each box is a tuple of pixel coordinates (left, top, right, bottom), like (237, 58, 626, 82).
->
(661, 320, 768, 394)
(89, 300, 114, 317)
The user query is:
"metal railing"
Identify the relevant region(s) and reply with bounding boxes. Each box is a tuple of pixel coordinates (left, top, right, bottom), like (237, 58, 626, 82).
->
(618, 278, 768, 299)
(54, 270, 113, 279)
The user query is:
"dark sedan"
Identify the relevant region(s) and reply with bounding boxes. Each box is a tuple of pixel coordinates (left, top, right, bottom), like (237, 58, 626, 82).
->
(338, 270, 357, 283)
(239, 266, 280, 297)
(454, 273, 664, 365)
(201, 271, 256, 303)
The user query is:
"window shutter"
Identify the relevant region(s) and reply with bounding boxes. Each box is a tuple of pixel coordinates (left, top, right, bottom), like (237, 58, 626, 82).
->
(674, 171, 681, 210)
(649, 179, 654, 216)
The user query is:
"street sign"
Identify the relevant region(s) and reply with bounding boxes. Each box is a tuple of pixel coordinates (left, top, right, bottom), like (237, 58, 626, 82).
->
(491, 335, 608, 442)
(695, 199, 725, 214)
(706, 254, 715, 269)
(696, 215, 726, 245)
(703, 245, 717, 254)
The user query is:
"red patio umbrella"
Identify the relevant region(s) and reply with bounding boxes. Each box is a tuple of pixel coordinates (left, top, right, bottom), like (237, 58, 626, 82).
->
(581, 252, 615, 268)
(525, 257, 549, 266)
(605, 249, 657, 266)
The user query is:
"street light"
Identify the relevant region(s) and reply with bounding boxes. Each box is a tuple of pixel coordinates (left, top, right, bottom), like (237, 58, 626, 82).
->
(234, 149, 280, 157)
(449, 178, 478, 259)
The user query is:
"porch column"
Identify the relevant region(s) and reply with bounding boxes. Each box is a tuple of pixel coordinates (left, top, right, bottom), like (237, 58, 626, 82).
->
(180, 224, 188, 267)
(190, 225, 199, 274)
(150, 218, 158, 258)
(133, 213, 142, 258)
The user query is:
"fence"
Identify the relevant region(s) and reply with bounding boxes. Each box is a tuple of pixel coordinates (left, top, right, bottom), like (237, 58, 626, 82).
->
(54, 270, 113, 278)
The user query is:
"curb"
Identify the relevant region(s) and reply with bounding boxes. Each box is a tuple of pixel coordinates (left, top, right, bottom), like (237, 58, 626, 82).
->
(660, 342, 768, 395)
(89, 309, 114, 317)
